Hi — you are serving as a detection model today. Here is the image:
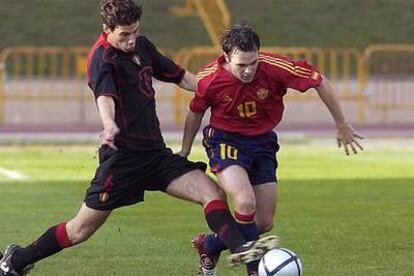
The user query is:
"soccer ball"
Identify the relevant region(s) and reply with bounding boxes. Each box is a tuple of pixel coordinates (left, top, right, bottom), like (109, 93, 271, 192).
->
(258, 248, 303, 276)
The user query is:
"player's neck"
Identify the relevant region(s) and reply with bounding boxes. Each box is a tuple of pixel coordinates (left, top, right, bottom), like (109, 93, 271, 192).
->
(222, 62, 232, 73)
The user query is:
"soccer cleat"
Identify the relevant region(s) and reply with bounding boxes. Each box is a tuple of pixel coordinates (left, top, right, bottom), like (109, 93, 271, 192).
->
(0, 245, 34, 276)
(192, 234, 220, 276)
(228, 235, 279, 267)
(256, 235, 280, 252)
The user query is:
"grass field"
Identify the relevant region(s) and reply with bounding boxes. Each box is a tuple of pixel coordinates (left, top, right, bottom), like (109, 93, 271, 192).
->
(1, 140, 414, 275)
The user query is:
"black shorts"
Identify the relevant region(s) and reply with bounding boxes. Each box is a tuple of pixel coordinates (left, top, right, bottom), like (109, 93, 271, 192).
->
(84, 145, 207, 210)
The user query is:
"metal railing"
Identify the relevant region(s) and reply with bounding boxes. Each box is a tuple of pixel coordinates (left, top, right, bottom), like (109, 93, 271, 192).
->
(361, 44, 414, 123)
(1, 44, 413, 126)
(168, 0, 230, 49)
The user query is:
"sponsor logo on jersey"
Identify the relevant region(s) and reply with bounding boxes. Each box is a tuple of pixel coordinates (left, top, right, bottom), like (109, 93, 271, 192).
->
(256, 88, 269, 100)
(222, 95, 233, 102)
(133, 55, 141, 66)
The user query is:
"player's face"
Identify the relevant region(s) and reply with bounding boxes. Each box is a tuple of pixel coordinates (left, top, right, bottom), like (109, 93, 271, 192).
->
(104, 21, 140, 53)
(226, 50, 259, 83)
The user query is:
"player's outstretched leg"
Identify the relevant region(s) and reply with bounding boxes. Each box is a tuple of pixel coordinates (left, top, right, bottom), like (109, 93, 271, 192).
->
(228, 235, 279, 267)
(0, 205, 110, 275)
(192, 234, 220, 276)
(0, 244, 34, 276)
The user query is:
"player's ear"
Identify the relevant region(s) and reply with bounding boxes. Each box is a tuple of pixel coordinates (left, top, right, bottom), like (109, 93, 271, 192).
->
(103, 24, 110, 34)
(224, 53, 230, 63)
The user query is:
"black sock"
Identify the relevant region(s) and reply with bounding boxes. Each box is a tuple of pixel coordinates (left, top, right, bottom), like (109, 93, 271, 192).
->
(12, 223, 72, 271)
(235, 211, 260, 274)
(204, 200, 246, 253)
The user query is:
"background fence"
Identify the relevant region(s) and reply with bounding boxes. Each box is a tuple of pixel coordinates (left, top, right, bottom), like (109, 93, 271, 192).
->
(0, 0, 413, 133)
(1, 45, 413, 129)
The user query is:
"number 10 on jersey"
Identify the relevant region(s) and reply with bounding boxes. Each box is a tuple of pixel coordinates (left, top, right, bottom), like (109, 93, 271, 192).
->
(237, 101, 257, 118)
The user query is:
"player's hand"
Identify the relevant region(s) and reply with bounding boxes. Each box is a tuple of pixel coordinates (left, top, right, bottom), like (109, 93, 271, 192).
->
(336, 123, 364, 155)
(100, 123, 120, 150)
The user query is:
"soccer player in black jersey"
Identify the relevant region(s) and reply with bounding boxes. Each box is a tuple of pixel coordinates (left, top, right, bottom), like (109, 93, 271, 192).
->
(0, 1, 277, 275)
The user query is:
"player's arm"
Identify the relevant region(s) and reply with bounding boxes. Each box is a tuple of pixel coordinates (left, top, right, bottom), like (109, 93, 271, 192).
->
(142, 36, 196, 92)
(316, 77, 363, 155)
(179, 110, 205, 157)
(96, 95, 119, 150)
(178, 71, 197, 92)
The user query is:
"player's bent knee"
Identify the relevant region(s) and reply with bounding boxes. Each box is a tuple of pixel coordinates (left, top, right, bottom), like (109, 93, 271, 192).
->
(234, 194, 256, 214)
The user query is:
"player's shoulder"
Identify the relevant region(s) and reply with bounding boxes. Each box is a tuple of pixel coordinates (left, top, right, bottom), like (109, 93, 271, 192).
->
(196, 59, 220, 84)
(258, 51, 293, 68)
(137, 35, 152, 46)
(136, 35, 163, 60)
(87, 35, 115, 81)
(258, 51, 316, 78)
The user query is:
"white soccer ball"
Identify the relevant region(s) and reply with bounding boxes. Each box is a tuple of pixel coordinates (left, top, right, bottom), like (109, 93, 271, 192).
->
(258, 248, 303, 276)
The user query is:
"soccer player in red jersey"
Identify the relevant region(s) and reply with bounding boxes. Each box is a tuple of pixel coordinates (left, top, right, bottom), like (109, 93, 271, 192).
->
(0, 4, 277, 275)
(180, 23, 364, 276)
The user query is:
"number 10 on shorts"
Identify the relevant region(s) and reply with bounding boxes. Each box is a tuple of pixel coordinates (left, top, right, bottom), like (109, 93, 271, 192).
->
(219, 143, 238, 160)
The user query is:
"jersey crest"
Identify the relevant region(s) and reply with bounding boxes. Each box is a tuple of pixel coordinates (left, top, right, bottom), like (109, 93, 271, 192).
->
(256, 88, 269, 100)
(132, 55, 141, 66)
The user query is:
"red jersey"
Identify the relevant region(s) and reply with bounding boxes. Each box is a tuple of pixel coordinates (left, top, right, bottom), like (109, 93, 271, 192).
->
(190, 52, 323, 136)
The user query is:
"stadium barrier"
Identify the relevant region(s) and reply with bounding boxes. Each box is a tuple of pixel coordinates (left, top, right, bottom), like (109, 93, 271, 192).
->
(0, 45, 413, 127)
(168, 0, 230, 49)
(168, 0, 195, 17)
(361, 44, 414, 123)
(0, 47, 176, 126)
(193, 0, 231, 49)
(0, 47, 90, 124)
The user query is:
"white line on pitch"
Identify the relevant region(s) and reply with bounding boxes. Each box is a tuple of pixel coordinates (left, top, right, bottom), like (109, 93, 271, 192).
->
(0, 167, 26, 180)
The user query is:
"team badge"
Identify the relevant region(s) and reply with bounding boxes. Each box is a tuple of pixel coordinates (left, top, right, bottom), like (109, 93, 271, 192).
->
(132, 55, 141, 66)
(256, 88, 269, 100)
(99, 192, 110, 203)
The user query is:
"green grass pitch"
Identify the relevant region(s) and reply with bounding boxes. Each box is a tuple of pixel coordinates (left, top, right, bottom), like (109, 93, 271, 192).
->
(0, 140, 413, 275)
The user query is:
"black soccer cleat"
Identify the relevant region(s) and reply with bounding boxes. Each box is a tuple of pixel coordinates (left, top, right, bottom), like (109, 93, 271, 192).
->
(0, 245, 34, 276)
(227, 235, 279, 267)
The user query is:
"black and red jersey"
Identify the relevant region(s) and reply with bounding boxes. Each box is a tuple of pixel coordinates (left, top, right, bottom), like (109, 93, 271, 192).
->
(87, 33, 185, 150)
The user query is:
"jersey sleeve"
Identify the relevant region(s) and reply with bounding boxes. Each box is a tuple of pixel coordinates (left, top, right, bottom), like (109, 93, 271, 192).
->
(88, 52, 118, 100)
(142, 36, 185, 83)
(189, 76, 211, 113)
(286, 59, 323, 91)
(264, 54, 323, 92)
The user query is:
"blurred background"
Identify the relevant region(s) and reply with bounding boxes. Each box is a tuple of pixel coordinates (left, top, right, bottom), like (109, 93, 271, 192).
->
(0, 0, 413, 142)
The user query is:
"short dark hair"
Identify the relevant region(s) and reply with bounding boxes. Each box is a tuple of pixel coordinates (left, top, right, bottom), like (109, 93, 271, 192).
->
(220, 23, 260, 55)
(100, 0, 142, 31)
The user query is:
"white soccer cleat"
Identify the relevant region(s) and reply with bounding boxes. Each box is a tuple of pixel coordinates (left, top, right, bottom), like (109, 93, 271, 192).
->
(228, 235, 280, 267)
